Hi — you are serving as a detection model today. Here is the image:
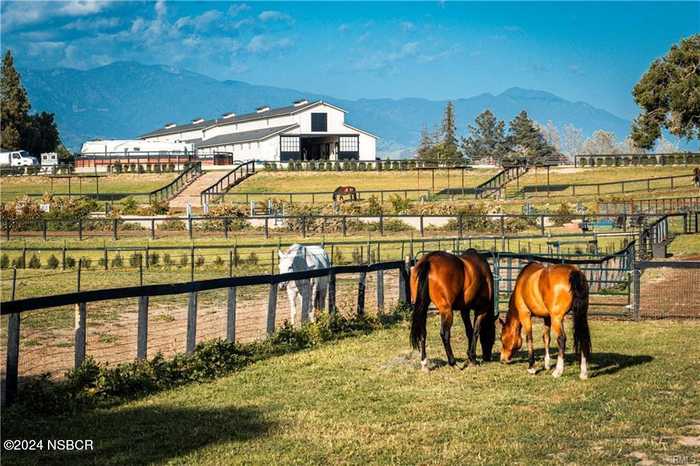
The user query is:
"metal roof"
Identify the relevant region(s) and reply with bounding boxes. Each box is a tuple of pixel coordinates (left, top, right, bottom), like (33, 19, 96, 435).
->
(139, 100, 329, 139)
(196, 124, 298, 148)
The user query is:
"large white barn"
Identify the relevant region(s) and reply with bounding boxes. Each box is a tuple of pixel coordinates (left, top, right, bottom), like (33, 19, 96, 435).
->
(139, 100, 377, 162)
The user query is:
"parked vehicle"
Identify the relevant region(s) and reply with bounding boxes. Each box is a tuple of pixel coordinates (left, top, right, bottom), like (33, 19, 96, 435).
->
(41, 152, 59, 166)
(0, 150, 39, 167)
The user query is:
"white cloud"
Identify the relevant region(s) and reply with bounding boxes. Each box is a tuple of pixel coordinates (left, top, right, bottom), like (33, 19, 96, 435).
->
(154, 0, 167, 19)
(175, 10, 222, 32)
(338, 23, 349, 33)
(228, 4, 250, 17)
(247, 34, 293, 53)
(63, 16, 120, 31)
(1, 1, 116, 31)
(352, 41, 419, 72)
(258, 10, 293, 23)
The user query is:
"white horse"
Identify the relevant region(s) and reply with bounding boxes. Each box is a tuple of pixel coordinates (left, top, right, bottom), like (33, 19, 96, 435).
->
(278, 244, 330, 325)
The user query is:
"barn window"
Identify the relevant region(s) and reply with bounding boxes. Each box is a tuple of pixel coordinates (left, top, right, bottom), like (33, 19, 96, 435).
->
(311, 113, 327, 132)
(339, 136, 358, 152)
(280, 136, 300, 152)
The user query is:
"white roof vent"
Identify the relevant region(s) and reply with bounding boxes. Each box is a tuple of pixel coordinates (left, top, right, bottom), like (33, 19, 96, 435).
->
(164, 123, 177, 129)
(293, 99, 309, 107)
(256, 106, 270, 113)
(192, 117, 205, 124)
(222, 112, 236, 119)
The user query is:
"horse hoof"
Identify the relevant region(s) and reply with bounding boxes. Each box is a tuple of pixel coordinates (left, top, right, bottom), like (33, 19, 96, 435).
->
(579, 372, 589, 380)
(552, 370, 563, 378)
(527, 367, 538, 375)
(421, 365, 430, 373)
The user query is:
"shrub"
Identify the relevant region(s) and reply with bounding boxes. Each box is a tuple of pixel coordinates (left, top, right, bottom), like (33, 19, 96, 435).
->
(179, 254, 189, 267)
(79, 257, 92, 269)
(148, 199, 169, 215)
(47, 254, 60, 269)
(28, 254, 41, 269)
(213, 256, 224, 267)
(65, 256, 76, 268)
(388, 194, 411, 214)
(0, 253, 9, 269)
(12, 255, 26, 268)
(111, 254, 124, 268)
(148, 253, 160, 266)
(129, 253, 143, 268)
(98, 257, 107, 269)
(163, 253, 173, 267)
(121, 197, 139, 215)
(246, 252, 258, 265)
(195, 256, 205, 267)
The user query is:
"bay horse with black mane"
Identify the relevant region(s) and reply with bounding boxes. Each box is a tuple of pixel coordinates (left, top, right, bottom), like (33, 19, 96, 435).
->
(500, 262, 592, 379)
(410, 249, 496, 371)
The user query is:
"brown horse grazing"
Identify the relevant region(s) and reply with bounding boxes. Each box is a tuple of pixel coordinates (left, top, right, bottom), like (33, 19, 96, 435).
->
(332, 186, 358, 202)
(410, 249, 496, 371)
(500, 262, 591, 379)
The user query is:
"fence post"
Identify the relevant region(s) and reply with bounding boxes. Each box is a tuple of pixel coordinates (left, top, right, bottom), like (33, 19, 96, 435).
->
(342, 216, 347, 237)
(43, 219, 48, 241)
(357, 270, 366, 316)
(4, 268, 19, 405)
(376, 268, 384, 314)
(151, 219, 156, 240)
(137, 296, 149, 360)
(419, 215, 424, 237)
(264, 217, 269, 239)
(112, 218, 118, 240)
(328, 270, 336, 315)
(74, 261, 86, 368)
(78, 219, 83, 241)
(226, 286, 237, 343)
(266, 282, 278, 335)
(186, 290, 198, 353)
(632, 265, 641, 321)
(540, 215, 545, 235)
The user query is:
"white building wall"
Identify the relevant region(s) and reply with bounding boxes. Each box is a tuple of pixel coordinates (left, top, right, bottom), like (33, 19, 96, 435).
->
(198, 137, 279, 161)
(143, 129, 203, 143)
(357, 132, 376, 161)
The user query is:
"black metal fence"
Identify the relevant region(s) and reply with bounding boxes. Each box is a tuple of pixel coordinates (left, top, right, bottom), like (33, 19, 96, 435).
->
(200, 161, 256, 205)
(598, 196, 700, 215)
(574, 152, 700, 168)
(148, 162, 202, 203)
(632, 260, 700, 320)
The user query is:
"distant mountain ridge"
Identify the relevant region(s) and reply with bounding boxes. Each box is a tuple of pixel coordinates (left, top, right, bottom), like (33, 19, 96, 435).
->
(20, 61, 632, 154)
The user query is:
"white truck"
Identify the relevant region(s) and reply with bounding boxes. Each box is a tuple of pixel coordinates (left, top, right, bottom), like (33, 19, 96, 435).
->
(0, 150, 39, 167)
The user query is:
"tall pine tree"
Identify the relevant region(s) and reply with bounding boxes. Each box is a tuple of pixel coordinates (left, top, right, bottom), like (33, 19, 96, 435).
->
(438, 101, 461, 161)
(461, 109, 508, 163)
(1, 50, 31, 149)
(508, 110, 557, 163)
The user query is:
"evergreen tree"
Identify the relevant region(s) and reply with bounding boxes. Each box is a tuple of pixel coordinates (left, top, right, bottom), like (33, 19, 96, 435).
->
(24, 112, 61, 156)
(1, 50, 31, 149)
(416, 126, 436, 160)
(508, 110, 557, 163)
(631, 35, 700, 149)
(461, 109, 508, 163)
(439, 101, 461, 160)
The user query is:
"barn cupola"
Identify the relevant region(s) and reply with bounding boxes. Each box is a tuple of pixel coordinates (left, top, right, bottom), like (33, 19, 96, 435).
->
(222, 112, 236, 119)
(256, 106, 270, 113)
(293, 99, 308, 107)
(192, 117, 205, 124)
(164, 123, 176, 129)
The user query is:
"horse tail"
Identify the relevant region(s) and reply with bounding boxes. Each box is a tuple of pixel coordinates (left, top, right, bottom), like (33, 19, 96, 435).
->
(569, 268, 591, 358)
(410, 259, 431, 350)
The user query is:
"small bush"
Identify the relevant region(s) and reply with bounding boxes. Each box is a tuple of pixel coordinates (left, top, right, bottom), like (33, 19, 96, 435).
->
(1, 253, 10, 269)
(163, 253, 173, 267)
(28, 254, 41, 269)
(148, 253, 160, 266)
(179, 255, 189, 267)
(246, 252, 258, 265)
(213, 256, 224, 267)
(12, 255, 26, 268)
(79, 257, 92, 269)
(129, 253, 143, 268)
(98, 257, 107, 269)
(195, 256, 205, 267)
(47, 254, 60, 269)
(121, 197, 138, 215)
(65, 256, 76, 268)
(111, 254, 124, 268)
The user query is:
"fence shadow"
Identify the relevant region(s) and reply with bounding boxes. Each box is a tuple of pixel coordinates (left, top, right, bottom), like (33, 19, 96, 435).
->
(2, 404, 275, 465)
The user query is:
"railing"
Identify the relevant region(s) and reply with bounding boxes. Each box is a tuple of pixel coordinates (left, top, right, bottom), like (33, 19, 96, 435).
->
(598, 196, 700, 215)
(631, 259, 700, 320)
(148, 162, 202, 203)
(574, 152, 700, 167)
(519, 173, 696, 199)
(76, 152, 195, 169)
(200, 161, 256, 205)
(0, 259, 410, 405)
(475, 165, 528, 199)
(220, 188, 433, 205)
(262, 159, 473, 171)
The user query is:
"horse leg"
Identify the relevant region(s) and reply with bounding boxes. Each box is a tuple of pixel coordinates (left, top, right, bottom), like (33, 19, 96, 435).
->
(469, 313, 486, 365)
(287, 287, 297, 326)
(420, 333, 429, 372)
(522, 315, 536, 375)
(542, 317, 552, 370)
(551, 316, 566, 377)
(439, 311, 456, 367)
(460, 309, 474, 366)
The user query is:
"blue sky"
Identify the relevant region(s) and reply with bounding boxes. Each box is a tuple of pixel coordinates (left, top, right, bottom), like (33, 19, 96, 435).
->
(2, 1, 697, 119)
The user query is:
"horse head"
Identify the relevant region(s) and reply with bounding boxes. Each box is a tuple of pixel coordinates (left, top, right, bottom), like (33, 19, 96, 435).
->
(499, 316, 522, 363)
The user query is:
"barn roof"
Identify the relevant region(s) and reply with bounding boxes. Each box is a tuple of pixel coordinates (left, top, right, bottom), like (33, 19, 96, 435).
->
(196, 124, 298, 148)
(139, 100, 335, 139)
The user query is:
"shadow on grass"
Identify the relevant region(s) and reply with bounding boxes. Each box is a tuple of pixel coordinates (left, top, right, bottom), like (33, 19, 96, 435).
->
(2, 405, 274, 466)
(502, 350, 653, 377)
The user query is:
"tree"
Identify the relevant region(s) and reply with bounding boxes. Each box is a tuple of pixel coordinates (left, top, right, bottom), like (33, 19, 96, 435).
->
(631, 35, 700, 149)
(561, 124, 584, 157)
(23, 112, 61, 156)
(1, 50, 31, 149)
(508, 110, 557, 162)
(416, 126, 437, 160)
(537, 120, 561, 152)
(461, 109, 508, 163)
(581, 130, 620, 155)
(438, 101, 461, 161)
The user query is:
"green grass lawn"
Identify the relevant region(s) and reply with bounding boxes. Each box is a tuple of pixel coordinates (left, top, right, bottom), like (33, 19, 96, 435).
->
(0, 173, 178, 202)
(3, 318, 699, 465)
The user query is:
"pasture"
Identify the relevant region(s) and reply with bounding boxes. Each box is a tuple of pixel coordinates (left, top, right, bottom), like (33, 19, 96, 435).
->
(2, 318, 699, 465)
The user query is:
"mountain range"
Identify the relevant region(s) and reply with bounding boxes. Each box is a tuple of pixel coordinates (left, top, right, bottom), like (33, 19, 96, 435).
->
(20, 61, 632, 155)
